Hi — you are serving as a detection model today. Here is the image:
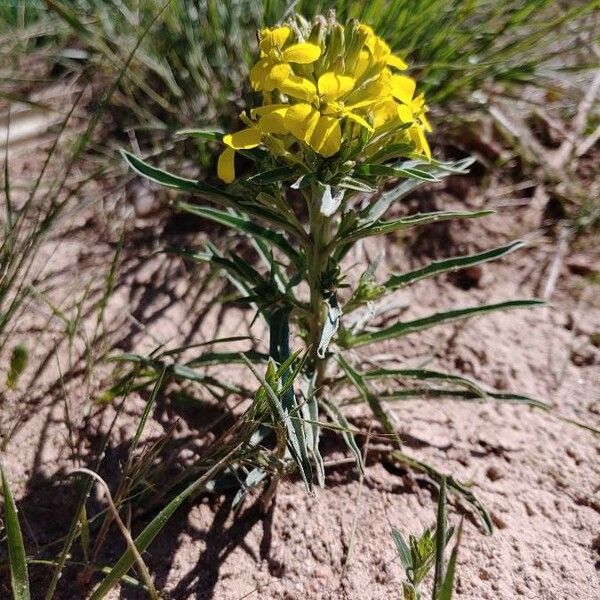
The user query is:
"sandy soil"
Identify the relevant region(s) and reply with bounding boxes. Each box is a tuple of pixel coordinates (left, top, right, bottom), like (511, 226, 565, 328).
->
(1, 118, 599, 600)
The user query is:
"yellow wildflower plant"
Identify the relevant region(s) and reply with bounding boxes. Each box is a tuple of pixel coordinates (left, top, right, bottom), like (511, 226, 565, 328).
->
(218, 16, 433, 182)
(124, 12, 544, 526)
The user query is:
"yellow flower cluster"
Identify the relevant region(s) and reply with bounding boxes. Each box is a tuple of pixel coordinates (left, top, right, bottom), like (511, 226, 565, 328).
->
(218, 19, 431, 183)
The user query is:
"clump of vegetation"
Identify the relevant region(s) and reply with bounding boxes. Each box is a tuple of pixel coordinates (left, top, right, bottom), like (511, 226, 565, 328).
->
(1, 4, 597, 599)
(108, 15, 553, 594)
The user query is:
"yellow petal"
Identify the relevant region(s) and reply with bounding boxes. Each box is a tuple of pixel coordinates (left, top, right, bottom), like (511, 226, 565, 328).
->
(249, 59, 272, 91)
(410, 126, 431, 160)
(264, 63, 292, 91)
(310, 115, 341, 157)
(282, 43, 322, 64)
(390, 74, 416, 104)
(318, 72, 355, 102)
(354, 50, 371, 79)
(257, 107, 288, 134)
(372, 99, 398, 129)
(223, 128, 261, 149)
(259, 26, 291, 53)
(396, 104, 413, 123)
(217, 147, 235, 183)
(387, 54, 408, 70)
(279, 75, 317, 102)
(284, 103, 319, 141)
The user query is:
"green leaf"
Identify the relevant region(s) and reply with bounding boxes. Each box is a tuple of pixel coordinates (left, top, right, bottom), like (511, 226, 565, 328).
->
(336, 355, 402, 447)
(360, 368, 487, 398)
(433, 477, 447, 597)
(303, 393, 325, 487)
(339, 210, 493, 245)
(347, 299, 546, 347)
(241, 356, 313, 492)
(121, 149, 234, 203)
(175, 202, 301, 264)
(246, 166, 299, 185)
(384, 240, 525, 290)
(6, 344, 27, 389)
(321, 398, 364, 474)
(175, 129, 222, 141)
(357, 163, 439, 182)
(391, 527, 412, 569)
(436, 521, 463, 600)
(359, 158, 475, 224)
(1, 466, 30, 600)
(348, 387, 550, 411)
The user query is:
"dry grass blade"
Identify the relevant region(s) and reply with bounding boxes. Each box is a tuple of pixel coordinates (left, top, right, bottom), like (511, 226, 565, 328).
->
(89, 445, 241, 600)
(72, 468, 159, 600)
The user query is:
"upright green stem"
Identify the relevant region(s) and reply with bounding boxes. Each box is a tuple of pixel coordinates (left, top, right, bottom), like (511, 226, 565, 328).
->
(306, 189, 330, 388)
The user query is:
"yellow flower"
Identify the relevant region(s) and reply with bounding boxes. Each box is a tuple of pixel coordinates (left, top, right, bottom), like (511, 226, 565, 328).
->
(358, 25, 407, 71)
(218, 17, 432, 182)
(217, 128, 262, 183)
(282, 71, 374, 157)
(250, 26, 322, 93)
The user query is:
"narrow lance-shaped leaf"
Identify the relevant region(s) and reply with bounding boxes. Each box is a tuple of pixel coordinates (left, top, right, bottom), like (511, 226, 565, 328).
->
(174, 202, 301, 264)
(359, 158, 475, 224)
(357, 368, 487, 398)
(1, 465, 30, 600)
(433, 476, 447, 597)
(121, 149, 235, 202)
(342, 387, 550, 411)
(385, 240, 525, 290)
(121, 150, 304, 238)
(338, 210, 493, 245)
(336, 355, 402, 447)
(357, 163, 439, 182)
(347, 299, 546, 347)
(436, 521, 463, 600)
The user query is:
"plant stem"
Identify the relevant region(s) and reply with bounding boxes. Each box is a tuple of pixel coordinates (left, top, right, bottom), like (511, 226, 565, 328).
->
(306, 188, 330, 388)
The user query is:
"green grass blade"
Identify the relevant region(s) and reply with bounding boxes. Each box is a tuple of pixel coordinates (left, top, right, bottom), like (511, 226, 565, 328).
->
(433, 476, 447, 599)
(384, 240, 525, 290)
(89, 447, 238, 600)
(348, 299, 546, 347)
(437, 520, 463, 600)
(1, 466, 30, 600)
